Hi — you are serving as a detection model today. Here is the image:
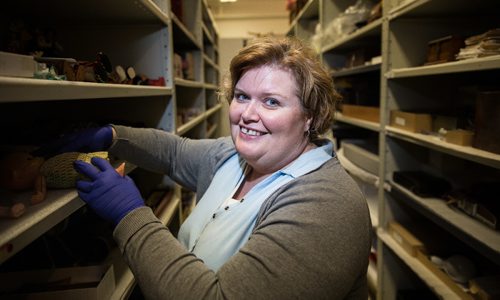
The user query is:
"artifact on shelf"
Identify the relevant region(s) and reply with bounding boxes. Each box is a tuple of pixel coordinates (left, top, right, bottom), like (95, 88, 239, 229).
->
(322, 0, 375, 45)
(456, 28, 500, 61)
(0, 151, 124, 218)
(367, 1, 382, 23)
(417, 252, 476, 299)
(0, 51, 38, 78)
(388, 221, 426, 257)
(430, 255, 477, 285)
(424, 35, 465, 65)
(286, 0, 309, 24)
(390, 110, 432, 133)
(393, 170, 452, 199)
(472, 91, 500, 154)
(174, 53, 184, 78)
(446, 181, 500, 230)
(438, 129, 474, 146)
(342, 104, 380, 123)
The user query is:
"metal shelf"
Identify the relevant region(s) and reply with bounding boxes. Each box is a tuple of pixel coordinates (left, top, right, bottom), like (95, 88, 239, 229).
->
(334, 112, 381, 132)
(0, 189, 83, 264)
(386, 55, 500, 79)
(0, 76, 172, 103)
(3, 0, 169, 25)
(332, 63, 381, 78)
(378, 229, 467, 300)
(386, 126, 500, 170)
(389, 181, 500, 264)
(322, 18, 383, 53)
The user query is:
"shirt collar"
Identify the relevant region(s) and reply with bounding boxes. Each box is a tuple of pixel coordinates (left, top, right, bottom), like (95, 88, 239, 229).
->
(280, 139, 334, 178)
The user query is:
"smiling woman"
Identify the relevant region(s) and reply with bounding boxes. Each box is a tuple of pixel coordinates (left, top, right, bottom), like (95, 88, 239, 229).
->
(33, 36, 372, 299)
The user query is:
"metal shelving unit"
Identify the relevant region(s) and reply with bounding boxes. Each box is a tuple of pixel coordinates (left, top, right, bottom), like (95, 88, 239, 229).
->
(0, 0, 220, 297)
(289, 0, 500, 298)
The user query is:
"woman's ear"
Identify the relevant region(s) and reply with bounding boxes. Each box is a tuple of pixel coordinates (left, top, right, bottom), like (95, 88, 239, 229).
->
(304, 117, 313, 132)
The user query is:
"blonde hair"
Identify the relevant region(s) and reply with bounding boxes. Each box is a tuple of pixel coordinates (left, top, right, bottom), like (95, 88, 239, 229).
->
(221, 36, 340, 141)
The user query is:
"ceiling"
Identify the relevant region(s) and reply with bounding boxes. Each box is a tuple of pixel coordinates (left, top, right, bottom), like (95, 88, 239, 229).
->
(206, 0, 288, 19)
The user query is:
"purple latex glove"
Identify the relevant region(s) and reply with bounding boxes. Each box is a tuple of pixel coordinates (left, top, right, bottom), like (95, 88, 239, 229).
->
(74, 157, 144, 225)
(33, 125, 113, 158)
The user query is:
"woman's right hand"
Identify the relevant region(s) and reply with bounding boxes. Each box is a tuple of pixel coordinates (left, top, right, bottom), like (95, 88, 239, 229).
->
(32, 125, 114, 158)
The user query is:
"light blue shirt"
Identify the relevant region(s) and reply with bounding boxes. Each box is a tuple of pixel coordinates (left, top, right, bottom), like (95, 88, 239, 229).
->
(177, 141, 334, 271)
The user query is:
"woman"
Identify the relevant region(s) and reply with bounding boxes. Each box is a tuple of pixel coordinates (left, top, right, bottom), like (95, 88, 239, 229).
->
(41, 36, 372, 299)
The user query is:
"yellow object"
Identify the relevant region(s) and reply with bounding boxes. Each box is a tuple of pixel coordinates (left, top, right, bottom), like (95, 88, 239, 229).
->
(40, 152, 108, 188)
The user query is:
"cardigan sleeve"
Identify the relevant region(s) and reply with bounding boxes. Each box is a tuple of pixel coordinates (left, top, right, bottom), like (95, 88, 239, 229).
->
(109, 125, 233, 193)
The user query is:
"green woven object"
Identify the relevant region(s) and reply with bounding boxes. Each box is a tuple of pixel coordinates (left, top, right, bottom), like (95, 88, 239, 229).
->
(40, 152, 108, 188)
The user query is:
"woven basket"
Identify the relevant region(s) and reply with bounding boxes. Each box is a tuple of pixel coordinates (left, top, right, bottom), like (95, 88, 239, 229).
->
(40, 152, 108, 188)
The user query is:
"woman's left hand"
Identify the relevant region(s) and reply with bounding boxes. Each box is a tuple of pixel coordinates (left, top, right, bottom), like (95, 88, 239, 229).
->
(74, 157, 144, 225)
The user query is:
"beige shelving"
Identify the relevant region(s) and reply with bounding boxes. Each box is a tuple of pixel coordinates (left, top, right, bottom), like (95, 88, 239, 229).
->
(289, 0, 500, 298)
(0, 0, 220, 297)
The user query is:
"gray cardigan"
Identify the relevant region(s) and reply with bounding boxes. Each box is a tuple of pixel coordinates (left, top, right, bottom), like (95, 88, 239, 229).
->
(110, 125, 372, 300)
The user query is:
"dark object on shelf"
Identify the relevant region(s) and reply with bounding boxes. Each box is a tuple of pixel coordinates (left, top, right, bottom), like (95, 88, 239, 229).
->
(367, 1, 382, 23)
(424, 35, 464, 65)
(393, 171, 452, 198)
(447, 181, 500, 230)
(473, 91, 500, 154)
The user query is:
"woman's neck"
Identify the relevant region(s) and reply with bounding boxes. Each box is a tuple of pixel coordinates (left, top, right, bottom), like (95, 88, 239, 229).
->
(233, 142, 316, 200)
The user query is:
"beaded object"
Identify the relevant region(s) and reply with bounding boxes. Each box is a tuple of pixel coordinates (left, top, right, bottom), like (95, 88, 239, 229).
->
(40, 151, 109, 188)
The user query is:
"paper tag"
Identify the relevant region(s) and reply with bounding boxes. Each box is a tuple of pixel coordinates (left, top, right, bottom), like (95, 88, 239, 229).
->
(395, 117, 406, 126)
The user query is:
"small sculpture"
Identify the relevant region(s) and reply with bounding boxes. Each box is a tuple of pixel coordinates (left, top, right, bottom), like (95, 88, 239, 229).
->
(0, 151, 123, 218)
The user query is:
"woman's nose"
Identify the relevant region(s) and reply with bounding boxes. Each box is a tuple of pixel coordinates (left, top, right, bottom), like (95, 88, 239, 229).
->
(241, 100, 259, 122)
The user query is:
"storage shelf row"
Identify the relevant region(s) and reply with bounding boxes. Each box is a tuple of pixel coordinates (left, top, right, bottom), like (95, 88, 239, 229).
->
(386, 126, 500, 170)
(388, 180, 500, 264)
(386, 55, 500, 78)
(377, 229, 467, 300)
(0, 0, 220, 298)
(289, 0, 500, 298)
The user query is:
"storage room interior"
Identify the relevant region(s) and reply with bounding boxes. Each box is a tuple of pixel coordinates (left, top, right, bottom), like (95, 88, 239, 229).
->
(0, 0, 499, 299)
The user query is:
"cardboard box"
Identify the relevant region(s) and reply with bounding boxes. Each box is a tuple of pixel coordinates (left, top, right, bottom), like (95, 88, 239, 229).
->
(0, 51, 37, 78)
(342, 104, 380, 123)
(0, 264, 115, 300)
(390, 110, 432, 133)
(388, 221, 425, 257)
(444, 129, 474, 146)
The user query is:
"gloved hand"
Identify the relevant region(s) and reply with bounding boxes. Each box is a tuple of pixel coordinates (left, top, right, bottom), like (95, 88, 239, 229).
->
(33, 125, 114, 158)
(74, 157, 144, 225)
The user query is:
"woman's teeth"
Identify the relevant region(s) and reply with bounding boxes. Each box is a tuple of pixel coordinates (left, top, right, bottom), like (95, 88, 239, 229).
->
(241, 127, 262, 136)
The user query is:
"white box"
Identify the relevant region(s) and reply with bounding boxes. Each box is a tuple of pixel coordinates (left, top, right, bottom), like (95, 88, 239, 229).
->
(0, 51, 37, 78)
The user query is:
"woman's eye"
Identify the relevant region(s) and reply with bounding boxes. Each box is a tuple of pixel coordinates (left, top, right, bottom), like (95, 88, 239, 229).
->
(235, 93, 248, 101)
(264, 98, 279, 107)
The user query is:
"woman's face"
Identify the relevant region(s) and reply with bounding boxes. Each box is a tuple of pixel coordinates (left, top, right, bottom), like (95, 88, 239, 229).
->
(229, 64, 311, 174)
